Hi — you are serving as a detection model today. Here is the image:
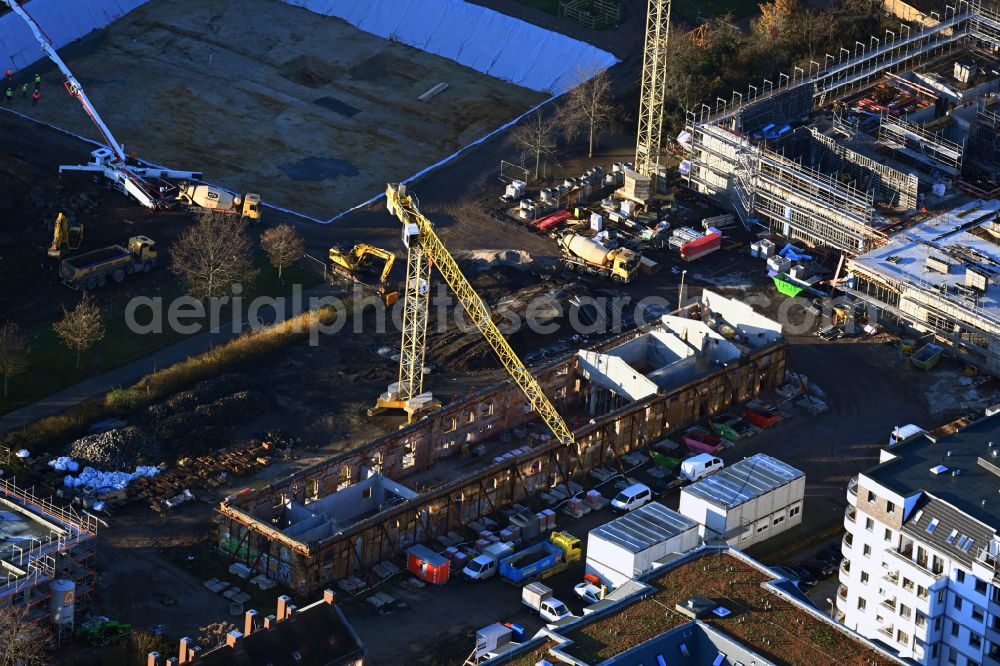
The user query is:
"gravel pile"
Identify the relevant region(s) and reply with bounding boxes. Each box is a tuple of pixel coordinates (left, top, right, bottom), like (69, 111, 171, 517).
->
(68, 426, 161, 470)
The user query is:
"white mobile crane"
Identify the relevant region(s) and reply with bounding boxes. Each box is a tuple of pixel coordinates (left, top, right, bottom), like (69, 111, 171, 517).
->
(2, 0, 201, 209)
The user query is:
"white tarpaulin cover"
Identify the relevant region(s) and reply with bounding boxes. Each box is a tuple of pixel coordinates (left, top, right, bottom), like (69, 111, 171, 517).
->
(0, 0, 151, 70)
(282, 0, 618, 93)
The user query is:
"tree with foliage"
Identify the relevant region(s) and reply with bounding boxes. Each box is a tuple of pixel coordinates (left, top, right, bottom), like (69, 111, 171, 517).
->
(0, 604, 54, 666)
(0, 321, 29, 397)
(171, 215, 258, 301)
(261, 224, 305, 281)
(559, 69, 619, 158)
(509, 111, 560, 181)
(756, 0, 799, 42)
(54, 294, 105, 369)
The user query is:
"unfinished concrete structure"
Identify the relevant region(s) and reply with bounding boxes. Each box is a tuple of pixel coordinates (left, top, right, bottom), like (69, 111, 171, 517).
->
(682, 1, 1000, 253)
(846, 199, 1000, 373)
(217, 293, 786, 594)
(0, 478, 97, 625)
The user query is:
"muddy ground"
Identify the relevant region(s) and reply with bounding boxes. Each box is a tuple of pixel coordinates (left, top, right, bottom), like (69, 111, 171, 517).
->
(16, 0, 546, 221)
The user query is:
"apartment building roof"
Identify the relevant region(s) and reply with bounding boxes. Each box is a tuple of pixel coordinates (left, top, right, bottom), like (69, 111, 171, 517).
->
(903, 496, 997, 571)
(866, 413, 1000, 530)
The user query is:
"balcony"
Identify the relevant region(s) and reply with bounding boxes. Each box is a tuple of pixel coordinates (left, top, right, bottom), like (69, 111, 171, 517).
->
(842, 532, 854, 555)
(880, 597, 898, 613)
(838, 584, 848, 600)
(841, 558, 851, 576)
(877, 624, 894, 639)
(848, 476, 858, 506)
(845, 505, 857, 530)
(882, 570, 899, 585)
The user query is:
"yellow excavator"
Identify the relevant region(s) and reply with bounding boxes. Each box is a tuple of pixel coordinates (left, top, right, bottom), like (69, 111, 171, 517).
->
(48, 212, 84, 258)
(328, 243, 399, 305)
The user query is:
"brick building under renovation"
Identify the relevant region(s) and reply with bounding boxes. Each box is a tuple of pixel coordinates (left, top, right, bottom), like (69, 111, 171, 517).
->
(217, 292, 787, 594)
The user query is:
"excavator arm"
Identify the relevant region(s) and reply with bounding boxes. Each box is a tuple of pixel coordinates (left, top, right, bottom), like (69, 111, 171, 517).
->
(386, 184, 575, 447)
(355, 245, 395, 285)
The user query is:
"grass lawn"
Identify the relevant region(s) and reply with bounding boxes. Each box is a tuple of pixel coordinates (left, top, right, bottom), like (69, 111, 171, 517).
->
(0, 259, 322, 416)
(673, 0, 759, 22)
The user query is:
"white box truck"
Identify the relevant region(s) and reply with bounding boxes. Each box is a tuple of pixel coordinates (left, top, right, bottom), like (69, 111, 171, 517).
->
(521, 582, 573, 623)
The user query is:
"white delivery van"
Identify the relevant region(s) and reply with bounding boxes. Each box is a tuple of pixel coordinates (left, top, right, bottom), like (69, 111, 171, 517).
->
(462, 542, 513, 581)
(889, 424, 924, 446)
(610, 483, 652, 514)
(680, 453, 723, 482)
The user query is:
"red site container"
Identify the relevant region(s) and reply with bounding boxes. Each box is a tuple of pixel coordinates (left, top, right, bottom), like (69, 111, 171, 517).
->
(407, 545, 450, 585)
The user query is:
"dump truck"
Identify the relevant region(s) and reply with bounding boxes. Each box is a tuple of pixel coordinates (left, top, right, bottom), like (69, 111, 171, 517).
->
(59, 236, 157, 290)
(176, 183, 262, 225)
(500, 541, 564, 584)
(558, 233, 639, 283)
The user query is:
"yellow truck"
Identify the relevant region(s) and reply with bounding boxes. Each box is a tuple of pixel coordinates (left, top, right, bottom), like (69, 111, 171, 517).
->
(60, 236, 157, 290)
(558, 233, 640, 283)
(176, 183, 262, 225)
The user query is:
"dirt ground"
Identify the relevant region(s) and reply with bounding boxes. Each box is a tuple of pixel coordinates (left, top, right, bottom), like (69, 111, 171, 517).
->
(17, 0, 545, 221)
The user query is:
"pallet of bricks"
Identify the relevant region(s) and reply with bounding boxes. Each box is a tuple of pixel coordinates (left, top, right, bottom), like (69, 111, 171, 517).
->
(130, 442, 279, 511)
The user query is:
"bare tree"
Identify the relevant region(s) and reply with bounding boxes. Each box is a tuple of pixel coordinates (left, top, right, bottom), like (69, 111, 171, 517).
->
(0, 605, 54, 666)
(131, 628, 169, 663)
(0, 321, 29, 397)
(171, 215, 258, 301)
(54, 294, 105, 369)
(559, 69, 619, 158)
(509, 111, 559, 181)
(261, 224, 305, 281)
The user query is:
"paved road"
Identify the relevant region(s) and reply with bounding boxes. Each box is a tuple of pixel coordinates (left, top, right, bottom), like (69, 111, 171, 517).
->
(0, 284, 339, 436)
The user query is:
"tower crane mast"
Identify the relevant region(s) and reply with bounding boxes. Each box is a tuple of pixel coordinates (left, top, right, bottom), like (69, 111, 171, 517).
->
(1, 0, 201, 209)
(381, 184, 575, 448)
(635, 0, 672, 189)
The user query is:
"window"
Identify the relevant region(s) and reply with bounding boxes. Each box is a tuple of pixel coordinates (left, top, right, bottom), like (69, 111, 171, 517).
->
(947, 646, 957, 664)
(896, 629, 909, 645)
(789, 505, 800, 517)
(445, 417, 458, 433)
(866, 517, 875, 531)
(466, 410, 475, 424)
(938, 588, 945, 604)
(886, 501, 895, 514)
(969, 632, 982, 649)
(867, 490, 876, 503)
(954, 596, 963, 611)
(858, 597, 867, 610)
(957, 570, 966, 584)
(884, 528, 892, 541)
(934, 616, 943, 631)
(916, 612, 926, 627)
(861, 572, 870, 583)
(900, 603, 912, 619)
(863, 544, 872, 557)
(950, 620, 960, 638)
(974, 578, 987, 595)
(972, 605, 984, 623)
(903, 577, 914, 592)
(917, 584, 929, 600)
(947, 529, 958, 544)
(927, 518, 939, 534)
(773, 516, 784, 526)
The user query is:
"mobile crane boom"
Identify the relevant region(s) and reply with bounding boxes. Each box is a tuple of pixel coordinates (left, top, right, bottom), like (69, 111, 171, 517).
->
(385, 183, 575, 447)
(1, 0, 200, 208)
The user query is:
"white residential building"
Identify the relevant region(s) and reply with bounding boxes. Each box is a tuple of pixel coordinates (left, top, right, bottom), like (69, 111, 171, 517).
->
(837, 414, 1000, 666)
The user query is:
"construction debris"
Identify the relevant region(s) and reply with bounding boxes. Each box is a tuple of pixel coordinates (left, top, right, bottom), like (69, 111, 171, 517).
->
(68, 426, 161, 470)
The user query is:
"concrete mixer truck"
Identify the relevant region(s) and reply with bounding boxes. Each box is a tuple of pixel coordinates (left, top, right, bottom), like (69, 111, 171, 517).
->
(558, 233, 640, 283)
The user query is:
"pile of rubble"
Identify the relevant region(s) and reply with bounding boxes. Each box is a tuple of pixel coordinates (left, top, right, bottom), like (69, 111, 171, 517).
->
(68, 426, 161, 469)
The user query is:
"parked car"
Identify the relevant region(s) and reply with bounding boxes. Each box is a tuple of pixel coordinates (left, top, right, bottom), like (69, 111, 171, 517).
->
(574, 582, 604, 605)
(786, 564, 818, 586)
(815, 545, 844, 566)
(610, 483, 652, 514)
(798, 559, 836, 579)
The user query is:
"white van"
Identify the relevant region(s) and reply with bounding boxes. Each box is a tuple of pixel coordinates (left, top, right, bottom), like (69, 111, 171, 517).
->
(610, 483, 652, 513)
(680, 453, 723, 482)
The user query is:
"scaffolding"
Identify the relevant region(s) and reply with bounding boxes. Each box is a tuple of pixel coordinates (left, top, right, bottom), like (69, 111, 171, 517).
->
(558, 0, 621, 29)
(968, 97, 1000, 169)
(878, 114, 964, 175)
(0, 478, 98, 620)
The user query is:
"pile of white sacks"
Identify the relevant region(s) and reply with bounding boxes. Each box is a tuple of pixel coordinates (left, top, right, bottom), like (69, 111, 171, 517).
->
(49, 456, 159, 491)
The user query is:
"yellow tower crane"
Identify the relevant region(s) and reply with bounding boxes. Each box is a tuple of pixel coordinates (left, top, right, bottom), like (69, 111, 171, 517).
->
(635, 0, 672, 188)
(374, 183, 575, 448)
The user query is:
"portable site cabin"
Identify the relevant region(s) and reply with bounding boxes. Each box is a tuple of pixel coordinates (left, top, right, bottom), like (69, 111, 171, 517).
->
(407, 545, 450, 585)
(678, 453, 805, 549)
(585, 502, 700, 590)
